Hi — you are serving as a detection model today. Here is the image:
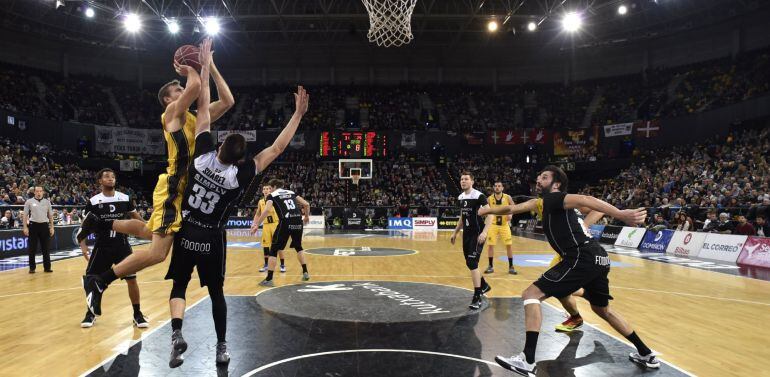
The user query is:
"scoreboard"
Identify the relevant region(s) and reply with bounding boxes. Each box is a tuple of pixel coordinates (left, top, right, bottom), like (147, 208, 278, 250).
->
(320, 131, 387, 157)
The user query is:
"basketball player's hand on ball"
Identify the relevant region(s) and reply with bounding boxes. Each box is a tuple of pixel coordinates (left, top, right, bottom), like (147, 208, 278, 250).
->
(618, 208, 647, 226)
(294, 86, 309, 116)
(174, 62, 195, 77)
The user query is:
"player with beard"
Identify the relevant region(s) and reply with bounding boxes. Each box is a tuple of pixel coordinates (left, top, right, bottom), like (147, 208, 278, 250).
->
(480, 166, 658, 376)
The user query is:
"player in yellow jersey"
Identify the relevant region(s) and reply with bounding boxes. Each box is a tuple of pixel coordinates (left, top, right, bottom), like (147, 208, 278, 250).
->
(484, 182, 518, 275)
(480, 195, 604, 333)
(253, 184, 286, 273)
(80, 39, 235, 316)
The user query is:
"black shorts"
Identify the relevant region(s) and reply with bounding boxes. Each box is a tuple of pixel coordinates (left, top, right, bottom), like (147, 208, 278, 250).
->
(533, 244, 613, 307)
(271, 222, 304, 254)
(165, 224, 226, 288)
(86, 242, 135, 280)
(463, 232, 484, 262)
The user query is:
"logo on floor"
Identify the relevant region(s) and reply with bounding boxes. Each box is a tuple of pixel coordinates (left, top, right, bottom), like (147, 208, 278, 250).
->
(303, 246, 416, 256)
(256, 281, 472, 322)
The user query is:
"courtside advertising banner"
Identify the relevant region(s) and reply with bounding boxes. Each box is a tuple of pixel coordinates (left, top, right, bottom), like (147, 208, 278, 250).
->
(306, 215, 325, 229)
(588, 224, 605, 240)
(638, 229, 674, 253)
(665, 231, 707, 257)
(698, 234, 748, 262)
(412, 217, 438, 230)
(737, 236, 770, 268)
(599, 225, 623, 244)
(614, 227, 646, 248)
(388, 217, 413, 230)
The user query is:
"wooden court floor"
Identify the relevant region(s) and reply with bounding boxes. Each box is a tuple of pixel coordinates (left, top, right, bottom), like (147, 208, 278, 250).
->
(0, 230, 768, 377)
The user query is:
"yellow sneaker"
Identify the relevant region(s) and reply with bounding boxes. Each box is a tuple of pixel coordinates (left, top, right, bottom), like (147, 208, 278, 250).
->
(555, 315, 583, 332)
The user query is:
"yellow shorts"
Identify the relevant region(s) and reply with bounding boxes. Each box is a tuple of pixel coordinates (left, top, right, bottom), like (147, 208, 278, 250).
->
(548, 254, 563, 268)
(261, 223, 277, 248)
(146, 173, 188, 235)
(486, 225, 512, 246)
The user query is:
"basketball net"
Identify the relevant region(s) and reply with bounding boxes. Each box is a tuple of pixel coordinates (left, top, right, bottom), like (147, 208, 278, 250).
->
(351, 172, 362, 186)
(362, 0, 417, 47)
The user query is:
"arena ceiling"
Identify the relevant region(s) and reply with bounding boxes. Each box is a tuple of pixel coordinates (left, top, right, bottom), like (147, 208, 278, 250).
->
(2, 0, 766, 51)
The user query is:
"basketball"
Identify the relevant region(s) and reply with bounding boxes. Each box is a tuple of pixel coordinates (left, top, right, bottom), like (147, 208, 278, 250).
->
(173, 44, 201, 72)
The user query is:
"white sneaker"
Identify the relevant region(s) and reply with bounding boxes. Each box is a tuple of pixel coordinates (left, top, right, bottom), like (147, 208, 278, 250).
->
(495, 353, 537, 377)
(280, 265, 286, 273)
(258, 265, 268, 272)
(629, 352, 660, 369)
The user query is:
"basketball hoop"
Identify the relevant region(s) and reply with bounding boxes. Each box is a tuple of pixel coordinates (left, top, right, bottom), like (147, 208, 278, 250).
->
(351, 171, 362, 186)
(361, 0, 417, 47)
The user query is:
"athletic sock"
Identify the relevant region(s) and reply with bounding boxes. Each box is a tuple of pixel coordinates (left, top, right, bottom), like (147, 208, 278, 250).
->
(524, 331, 539, 364)
(480, 277, 487, 287)
(171, 318, 183, 331)
(508, 257, 513, 268)
(266, 270, 274, 281)
(99, 268, 118, 285)
(280, 258, 285, 267)
(488, 257, 494, 267)
(625, 331, 652, 356)
(132, 304, 141, 315)
(263, 257, 268, 267)
(473, 287, 482, 297)
(301, 264, 308, 273)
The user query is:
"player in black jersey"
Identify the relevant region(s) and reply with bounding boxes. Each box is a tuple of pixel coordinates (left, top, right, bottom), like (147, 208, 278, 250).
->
(252, 178, 310, 286)
(480, 166, 658, 376)
(450, 171, 493, 310)
(79, 168, 148, 329)
(165, 52, 308, 368)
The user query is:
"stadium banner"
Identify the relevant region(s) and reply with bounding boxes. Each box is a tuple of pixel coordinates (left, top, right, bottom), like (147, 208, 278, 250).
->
(388, 217, 413, 230)
(614, 227, 647, 248)
(634, 119, 661, 139)
(306, 215, 325, 229)
(603, 123, 634, 137)
(486, 129, 551, 145)
(288, 133, 306, 149)
(599, 225, 623, 244)
(698, 234, 748, 262)
(588, 224, 605, 240)
(217, 130, 257, 143)
(463, 132, 486, 145)
(344, 208, 365, 229)
(412, 217, 438, 230)
(401, 133, 417, 149)
(665, 231, 707, 258)
(552, 128, 599, 156)
(638, 229, 675, 253)
(94, 126, 165, 155)
(0, 226, 81, 258)
(737, 236, 770, 268)
(438, 215, 460, 230)
(226, 217, 253, 229)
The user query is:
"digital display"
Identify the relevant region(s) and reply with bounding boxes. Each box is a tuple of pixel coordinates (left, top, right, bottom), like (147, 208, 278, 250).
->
(320, 131, 387, 157)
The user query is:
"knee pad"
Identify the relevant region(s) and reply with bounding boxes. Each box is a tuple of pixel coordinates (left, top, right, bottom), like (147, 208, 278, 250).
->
(465, 257, 479, 270)
(170, 280, 189, 300)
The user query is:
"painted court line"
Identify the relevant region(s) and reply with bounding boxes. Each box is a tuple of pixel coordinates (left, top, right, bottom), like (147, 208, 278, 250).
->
(78, 296, 209, 377)
(240, 349, 503, 376)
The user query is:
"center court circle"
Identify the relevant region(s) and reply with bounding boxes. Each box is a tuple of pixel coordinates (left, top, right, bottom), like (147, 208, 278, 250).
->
(256, 281, 473, 323)
(303, 246, 417, 257)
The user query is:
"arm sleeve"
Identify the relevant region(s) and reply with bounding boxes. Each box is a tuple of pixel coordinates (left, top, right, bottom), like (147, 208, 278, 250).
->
(127, 197, 136, 212)
(194, 131, 216, 158)
(236, 158, 257, 189)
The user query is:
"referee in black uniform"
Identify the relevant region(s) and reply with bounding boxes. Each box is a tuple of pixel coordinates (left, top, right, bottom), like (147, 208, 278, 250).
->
(23, 187, 54, 273)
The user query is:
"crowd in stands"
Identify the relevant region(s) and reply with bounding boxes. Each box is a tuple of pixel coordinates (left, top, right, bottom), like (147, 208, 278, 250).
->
(1, 47, 769, 133)
(0, 137, 149, 228)
(582, 127, 770, 236)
